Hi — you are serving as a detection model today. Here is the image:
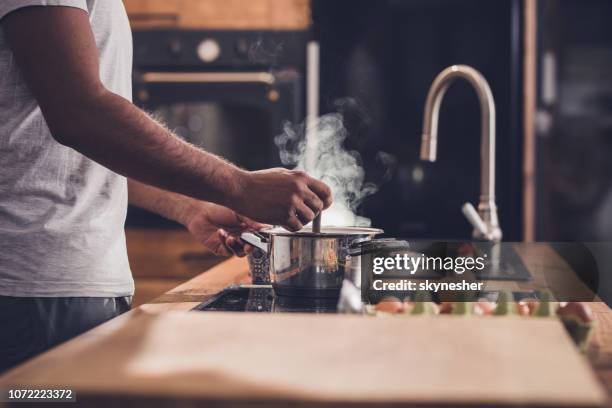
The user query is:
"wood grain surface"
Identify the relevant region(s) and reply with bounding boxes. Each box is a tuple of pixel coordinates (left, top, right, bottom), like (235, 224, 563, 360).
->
(1, 234, 611, 407)
(124, 0, 311, 30)
(126, 228, 226, 306)
(126, 229, 225, 280)
(0, 311, 605, 407)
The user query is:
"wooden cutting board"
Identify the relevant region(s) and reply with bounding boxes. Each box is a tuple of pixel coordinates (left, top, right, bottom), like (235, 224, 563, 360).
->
(0, 310, 605, 407)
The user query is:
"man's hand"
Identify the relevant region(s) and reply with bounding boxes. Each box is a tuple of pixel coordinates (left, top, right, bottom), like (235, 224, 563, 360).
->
(128, 180, 264, 257)
(234, 169, 333, 231)
(184, 202, 264, 257)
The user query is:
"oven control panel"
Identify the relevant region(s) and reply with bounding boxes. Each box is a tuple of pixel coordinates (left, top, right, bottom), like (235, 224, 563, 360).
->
(133, 30, 308, 69)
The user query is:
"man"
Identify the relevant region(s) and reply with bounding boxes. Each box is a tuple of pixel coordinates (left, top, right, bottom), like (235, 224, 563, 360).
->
(0, 1, 332, 372)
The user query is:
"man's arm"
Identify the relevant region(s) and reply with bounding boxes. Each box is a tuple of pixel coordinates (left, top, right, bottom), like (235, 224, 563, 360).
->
(127, 179, 204, 228)
(1, 7, 331, 231)
(127, 179, 262, 256)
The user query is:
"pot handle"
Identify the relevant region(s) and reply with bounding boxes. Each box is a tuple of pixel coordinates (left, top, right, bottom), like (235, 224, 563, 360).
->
(240, 231, 269, 253)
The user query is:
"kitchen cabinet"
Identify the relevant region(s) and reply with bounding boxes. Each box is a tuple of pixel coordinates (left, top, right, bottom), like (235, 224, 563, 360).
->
(123, 0, 311, 30)
(125, 229, 226, 306)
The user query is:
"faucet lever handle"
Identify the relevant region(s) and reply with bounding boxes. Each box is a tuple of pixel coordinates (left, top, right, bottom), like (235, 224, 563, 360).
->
(462, 202, 489, 237)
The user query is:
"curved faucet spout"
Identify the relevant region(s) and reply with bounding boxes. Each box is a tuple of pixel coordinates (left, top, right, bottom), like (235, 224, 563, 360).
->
(419, 65, 502, 241)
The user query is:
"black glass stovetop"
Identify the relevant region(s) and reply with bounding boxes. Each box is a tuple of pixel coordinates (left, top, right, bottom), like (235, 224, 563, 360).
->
(192, 284, 339, 313)
(192, 284, 540, 314)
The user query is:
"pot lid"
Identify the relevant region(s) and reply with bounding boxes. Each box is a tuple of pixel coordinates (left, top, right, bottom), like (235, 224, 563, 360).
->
(261, 226, 383, 238)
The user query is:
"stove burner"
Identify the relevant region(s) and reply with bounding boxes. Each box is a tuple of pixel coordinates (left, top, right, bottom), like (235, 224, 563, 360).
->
(192, 285, 338, 313)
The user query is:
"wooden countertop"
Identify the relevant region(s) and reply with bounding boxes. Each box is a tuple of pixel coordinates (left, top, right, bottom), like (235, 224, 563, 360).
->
(1, 237, 611, 407)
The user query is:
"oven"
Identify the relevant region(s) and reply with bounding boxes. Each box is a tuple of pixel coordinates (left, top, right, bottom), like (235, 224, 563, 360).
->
(127, 30, 308, 226)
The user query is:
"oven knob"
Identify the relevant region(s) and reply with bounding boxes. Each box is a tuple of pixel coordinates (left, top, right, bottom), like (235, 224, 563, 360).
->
(197, 39, 221, 63)
(167, 39, 182, 58)
(235, 38, 250, 59)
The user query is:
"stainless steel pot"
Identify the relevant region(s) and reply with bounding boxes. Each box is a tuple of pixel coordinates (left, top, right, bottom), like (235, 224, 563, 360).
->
(241, 226, 383, 298)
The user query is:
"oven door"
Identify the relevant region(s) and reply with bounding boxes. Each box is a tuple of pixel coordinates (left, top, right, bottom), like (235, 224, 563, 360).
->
(134, 69, 303, 170)
(128, 69, 303, 226)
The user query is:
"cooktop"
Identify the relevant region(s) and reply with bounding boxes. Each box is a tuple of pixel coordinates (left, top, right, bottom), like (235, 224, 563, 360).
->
(192, 284, 539, 314)
(192, 284, 339, 313)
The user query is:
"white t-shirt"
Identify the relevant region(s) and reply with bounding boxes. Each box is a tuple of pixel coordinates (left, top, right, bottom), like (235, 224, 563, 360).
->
(0, 0, 134, 297)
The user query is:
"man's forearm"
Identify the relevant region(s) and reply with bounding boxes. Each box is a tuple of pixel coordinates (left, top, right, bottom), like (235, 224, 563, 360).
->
(127, 179, 202, 226)
(54, 89, 247, 210)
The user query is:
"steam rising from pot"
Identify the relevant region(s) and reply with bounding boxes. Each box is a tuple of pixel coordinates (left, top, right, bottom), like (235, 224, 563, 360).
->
(275, 113, 378, 227)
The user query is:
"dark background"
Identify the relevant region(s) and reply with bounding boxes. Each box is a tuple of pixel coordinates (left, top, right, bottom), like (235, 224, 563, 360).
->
(312, 0, 524, 240)
(536, 0, 612, 241)
(128, 0, 612, 245)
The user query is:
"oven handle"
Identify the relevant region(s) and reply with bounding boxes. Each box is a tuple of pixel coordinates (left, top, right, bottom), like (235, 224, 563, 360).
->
(141, 72, 276, 85)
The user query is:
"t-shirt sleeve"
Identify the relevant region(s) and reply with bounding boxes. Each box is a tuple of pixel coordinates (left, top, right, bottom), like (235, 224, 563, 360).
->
(0, 0, 88, 21)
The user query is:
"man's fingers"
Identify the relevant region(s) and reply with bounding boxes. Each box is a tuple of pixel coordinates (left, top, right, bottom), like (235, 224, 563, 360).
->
(215, 230, 233, 256)
(307, 178, 333, 209)
(295, 202, 315, 226)
(285, 214, 303, 232)
(218, 229, 248, 257)
(235, 213, 267, 231)
(224, 234, 246, 257)
(303, 190, 324, 215)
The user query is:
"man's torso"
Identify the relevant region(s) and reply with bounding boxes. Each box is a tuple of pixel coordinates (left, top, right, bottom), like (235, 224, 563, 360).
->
(0, 0, 134, 297)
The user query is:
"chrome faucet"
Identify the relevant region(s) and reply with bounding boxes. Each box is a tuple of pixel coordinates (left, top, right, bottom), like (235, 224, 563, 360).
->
(419, 65, 502, 242)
